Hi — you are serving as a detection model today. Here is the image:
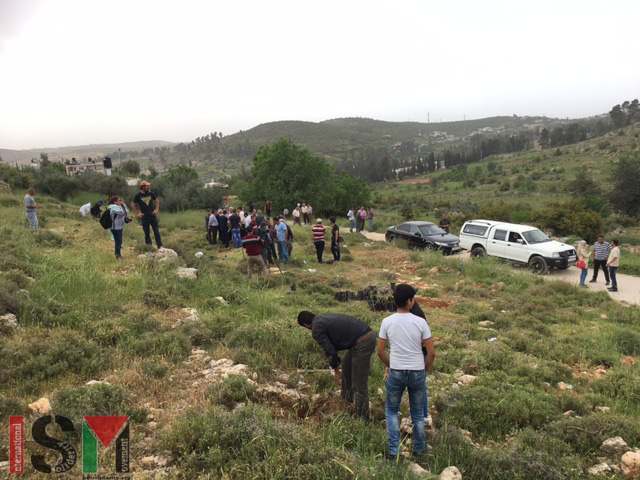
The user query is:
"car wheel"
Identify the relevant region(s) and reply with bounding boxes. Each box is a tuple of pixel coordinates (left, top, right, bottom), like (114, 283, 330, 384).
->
(424, 243, 435, 251)
(471, 246, 486, 258)
(388, 235, 397, 245)
(528, 256, 549, 275)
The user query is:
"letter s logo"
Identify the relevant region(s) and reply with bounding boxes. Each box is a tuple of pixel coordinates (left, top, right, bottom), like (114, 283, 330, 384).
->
(31, 415, 77, 473)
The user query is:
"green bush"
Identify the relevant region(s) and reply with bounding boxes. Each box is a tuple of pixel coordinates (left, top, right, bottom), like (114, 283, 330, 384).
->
(159, 404, 359, 479)
(434, 381, 560, 439)
(208, 374, 256, 408)
(0, 329, 107, 394)
(54, 383, 147, 423)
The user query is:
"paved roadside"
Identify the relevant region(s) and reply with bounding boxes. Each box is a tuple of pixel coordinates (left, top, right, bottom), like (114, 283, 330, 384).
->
(361, 230, 640, 307)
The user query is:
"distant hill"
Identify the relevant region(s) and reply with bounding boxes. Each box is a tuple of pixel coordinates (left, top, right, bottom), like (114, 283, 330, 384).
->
(220, 115, 559, 159)
(0, 140, 174, 167)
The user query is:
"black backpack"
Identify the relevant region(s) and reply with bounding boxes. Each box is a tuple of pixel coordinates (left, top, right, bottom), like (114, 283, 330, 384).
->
(99, 209, 112, 229)
(286, 224, 294, 240)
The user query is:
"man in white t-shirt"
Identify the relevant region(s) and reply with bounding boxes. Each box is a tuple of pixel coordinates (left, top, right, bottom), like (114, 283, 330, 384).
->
(377, 284, 435, 460)
(606, 239, 621, 292)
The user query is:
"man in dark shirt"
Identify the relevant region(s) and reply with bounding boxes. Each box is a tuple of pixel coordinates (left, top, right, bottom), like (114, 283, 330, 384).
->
(131, 181, 163, 248)
(298, 311, 376, 419)
(439, 214, 451, 233)
(228, 208, 242, 248)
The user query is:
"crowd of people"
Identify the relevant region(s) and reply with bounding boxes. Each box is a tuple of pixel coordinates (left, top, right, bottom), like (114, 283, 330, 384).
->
(346, 206, 375, 233)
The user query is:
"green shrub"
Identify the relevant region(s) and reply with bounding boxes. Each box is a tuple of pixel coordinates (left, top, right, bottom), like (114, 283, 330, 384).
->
(32, 229, 69, 247)
(54, 383, 148, 423)
(140, 358, 169, 379)
(542, 413, 640, 457)
(434, 382, 560, 439)
(208, 374, 256, 408)
(0, 329, 107, 394)
(159, 404, 358, 479)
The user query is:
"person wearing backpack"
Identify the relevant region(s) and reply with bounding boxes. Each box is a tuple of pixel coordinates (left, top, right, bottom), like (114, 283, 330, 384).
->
(107, 196, 128, 259)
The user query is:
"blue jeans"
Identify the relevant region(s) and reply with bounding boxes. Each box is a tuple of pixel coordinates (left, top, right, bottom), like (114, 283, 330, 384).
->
(26, 211, 38, 229)
(609, 266, 618, 290)
(368, 218, 374, 232)
(112, 229, 123, 257)
(349, 219, 355, 233)
(385, 369, 426, 455)
(580, 268, 588, 285)
(277, 240, 289, 264)
(231, 228, 242, 248)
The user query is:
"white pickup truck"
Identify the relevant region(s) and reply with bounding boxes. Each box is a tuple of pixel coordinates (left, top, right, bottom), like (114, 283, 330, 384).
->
(459, 219, 577, 274)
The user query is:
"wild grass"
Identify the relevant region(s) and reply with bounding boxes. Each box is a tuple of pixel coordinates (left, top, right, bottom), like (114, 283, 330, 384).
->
(1, 191, 639, 479)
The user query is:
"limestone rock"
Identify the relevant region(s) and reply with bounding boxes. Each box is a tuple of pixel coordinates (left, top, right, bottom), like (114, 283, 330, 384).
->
(156, 248, 179, 261)
(557, 382, 573, 390)
(621, 451, 640, 479)
(587, 463, 612, 476)
(0, 313, 18, 334)
(600, 437, 629, 456)
(563, 410, 575, 417)
(458, 375, 476, 385)
(410, 462, 431, 476)
(176, 267, 198, 279)
(429, 267, 439, 274)
(478, 320, 495, 326)
(85, 380, 110, 386)
(28, 397, 52, 414)
(202, 358, 249, 382)
(194, 252, 204, 258)
(257, 382, 307, 405)
(440, 466, 462, 480)
(400, 417, 413, 434)
(0, 180, 12, 194)
(214, 296, 229, 305)
(179, 308, 199, 322)
(595, 406, 611, 414)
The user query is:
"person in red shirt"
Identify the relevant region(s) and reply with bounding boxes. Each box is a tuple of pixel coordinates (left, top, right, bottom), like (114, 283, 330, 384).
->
(312, 218, 326, 263)
(242, 226, 268, 278)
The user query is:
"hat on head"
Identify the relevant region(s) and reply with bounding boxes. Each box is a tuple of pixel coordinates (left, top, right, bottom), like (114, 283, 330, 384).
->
(97, 200, 104, 205)
(317, 218, 322, 223)
(140, 181, 151, 187)
(297, 203, 301, 207)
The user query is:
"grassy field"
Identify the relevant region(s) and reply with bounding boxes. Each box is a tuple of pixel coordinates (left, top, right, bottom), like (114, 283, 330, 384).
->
(1, 192, 640, 479)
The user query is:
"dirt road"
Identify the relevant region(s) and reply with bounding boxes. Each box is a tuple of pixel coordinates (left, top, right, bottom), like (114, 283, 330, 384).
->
(360, 230, 640, 306)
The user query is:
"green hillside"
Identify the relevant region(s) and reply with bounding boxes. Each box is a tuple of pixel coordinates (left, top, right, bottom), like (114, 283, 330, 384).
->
(373, 124, 640, 215)
(1, 191, 640, 479)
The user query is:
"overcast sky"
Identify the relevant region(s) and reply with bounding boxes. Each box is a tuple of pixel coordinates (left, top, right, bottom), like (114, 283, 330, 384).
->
(1, 0, 638, 150)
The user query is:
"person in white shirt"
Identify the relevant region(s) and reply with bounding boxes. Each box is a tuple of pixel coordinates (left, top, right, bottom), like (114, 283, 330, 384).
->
(293, 204, 301, 226)
(347, 208, 355, 233)
(79, 202, 92, 217)
(606, 239, 621, 292)
(377, 284, 435, 460)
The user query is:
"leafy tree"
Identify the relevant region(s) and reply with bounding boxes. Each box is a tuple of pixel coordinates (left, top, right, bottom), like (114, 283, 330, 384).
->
(568, 170, 600, 196)
(164, 165, 199, 188)
(608, 156, 640, 216)
(539, 128, 550, 148)
(533, 199, 604, 242)
(121, 160, 141, 175)
(610, 105, 626, 128)
(244, 138, 369, 215)
(0, 165, 32, 190)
